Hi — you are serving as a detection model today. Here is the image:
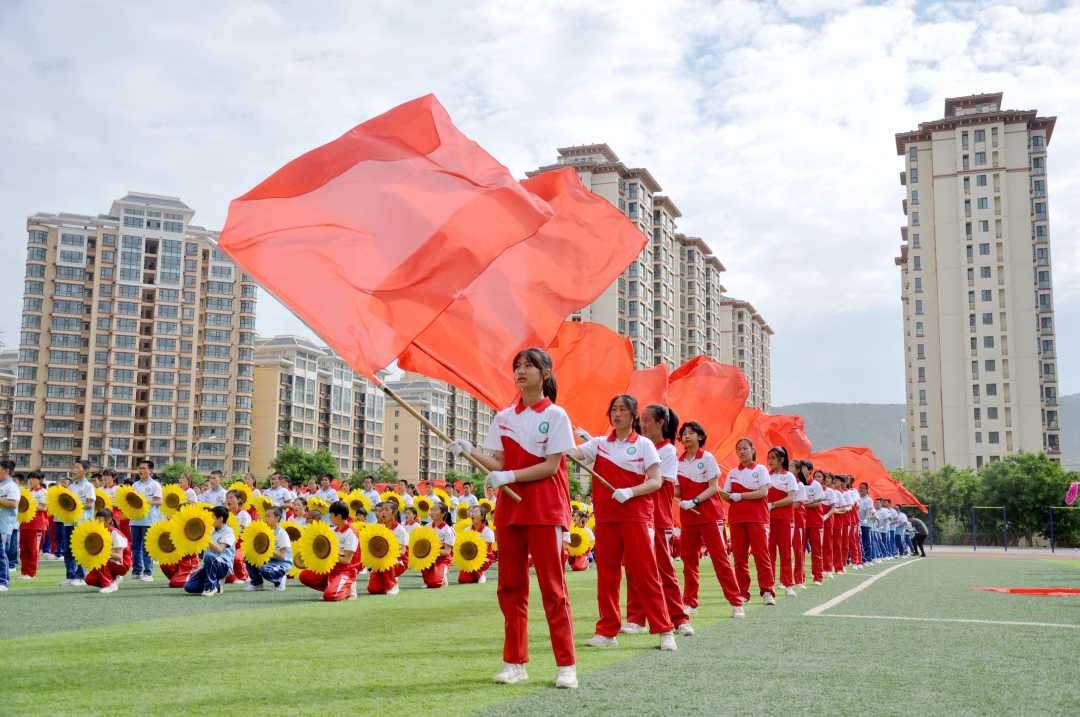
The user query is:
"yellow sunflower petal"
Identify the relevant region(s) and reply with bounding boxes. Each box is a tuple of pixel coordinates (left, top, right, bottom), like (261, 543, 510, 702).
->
(161, 485, 188, 517)
(568, 527, 591, 557)
(18, 488, 38, 524)
(94, 489, 113, 513)
(478, 498, 495, 515)
(71, 520, 112, 571)
(307, 496, 330, 515)
(254, 494, 274, 519)
(345, 490, 372, 519)
(453, 530, 488, 573)
(172, 503, 214, 556)
(296, 521, 339, 575)
(115, 486, 150, 521)
(281, 520, 304, 544)
(454, 502, 472, 522)
(454, 518, 472, 533)
(379, 491, 403, 512)
(46, 485, 83, 523)
(241, 520, 276, 567)
(145, 520, 182, 565)
(227, 482, 253, 510)
(432, 488, 451, 508)
(407, 526, 440, 571)
(413, 495, 433, 519)
(360, 523, 400, 572)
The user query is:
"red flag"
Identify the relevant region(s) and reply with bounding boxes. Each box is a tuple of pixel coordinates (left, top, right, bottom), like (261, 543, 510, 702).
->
(548, 322, 634, 436)
(397, 167, 646, 406)
(627, 364, 669, 411)
(810, 447, 927, 512)
(218, 94, 552, 377)
(759, 414, 813, 461)
(666, 357, 749, 458)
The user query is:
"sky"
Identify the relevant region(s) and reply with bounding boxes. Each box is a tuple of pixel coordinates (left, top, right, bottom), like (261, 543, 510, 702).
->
(1, 0, 1077, 405)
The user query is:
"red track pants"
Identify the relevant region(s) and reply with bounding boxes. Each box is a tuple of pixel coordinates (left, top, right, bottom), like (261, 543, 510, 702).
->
(497, 524, 576, 667)
(568, 553, 589, 571)
(300, 563, 360, 601)
(730, 521, 774, 600)
(769, 516, 794, 588)
(421, 554, 452, 588)
(831, 522, 846, 573)
(19, 528, 43, 577)
(850, 520, 863, 565)
(226, 547, 249, 584)
(793, 523, 806, 585)
(822, 520, 834, 573)
(680, 520, 742, 608)
(594, 522, 672, 637)
(85, 556, 132, 589)
(368, 553, 408, 594)
(806, 525, 824, 582)
(628, 527, 690, 628)
(162, 555, 200, 588)
(458, 551, 496, 583)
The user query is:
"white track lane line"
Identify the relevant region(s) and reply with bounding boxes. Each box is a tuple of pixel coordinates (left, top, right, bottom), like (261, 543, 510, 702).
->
(803, 559, 919, 616)
(819, 614, 1080, 629)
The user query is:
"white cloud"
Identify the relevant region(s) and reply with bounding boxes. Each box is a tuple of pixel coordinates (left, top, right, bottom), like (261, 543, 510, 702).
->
(1, 0, 1077, 405)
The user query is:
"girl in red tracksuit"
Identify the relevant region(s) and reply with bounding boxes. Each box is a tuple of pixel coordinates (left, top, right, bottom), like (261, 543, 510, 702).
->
(367, 501, 409, 595)
(449, 348, 577, 690)
(226, 490, 251, 584)
(791, 462, 808, 588)
(571, 394, 676, 653)
(625, 405, 693, 635)
(19, 471, 48, 579)
(722, 438, 776, 605)
(566, 511, 592, 572)
(675, 421, 744, 619)
(84, 510, 132, 593)
(423, 502, 455, 588)
(299, 501, 362, 601)
(765, 447, 798, 597)
(805, 468, 829, 582)
(459, 505, 496, 584)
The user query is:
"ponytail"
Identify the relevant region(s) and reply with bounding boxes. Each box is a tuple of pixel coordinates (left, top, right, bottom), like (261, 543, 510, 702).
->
(646, 404, 679, 443)
(513, 348, 557, 402)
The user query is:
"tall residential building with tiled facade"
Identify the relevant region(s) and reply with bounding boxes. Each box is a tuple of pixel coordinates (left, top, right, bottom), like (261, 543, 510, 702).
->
(0, 350, 15, 455)
(895, 93, 1061, 471)
(251, 335, 386, 477)
(13, 193, 257, 481)
(717, 297, 773, 410)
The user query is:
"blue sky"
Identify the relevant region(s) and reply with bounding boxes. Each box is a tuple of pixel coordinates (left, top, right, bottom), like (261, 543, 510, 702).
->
(1, 0, 1077, 404)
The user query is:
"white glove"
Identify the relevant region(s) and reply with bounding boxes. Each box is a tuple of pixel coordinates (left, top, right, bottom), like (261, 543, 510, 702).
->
(574, 427, 593, 444)
(612, 488, 633, 504)
(448, 439, 473, 458)
(486, 470, 516, 489)
(680, 500, 696, 511)
(767, 502, 775, 511)
(730, 493, 742, 503)
(672, 528, 681, 538)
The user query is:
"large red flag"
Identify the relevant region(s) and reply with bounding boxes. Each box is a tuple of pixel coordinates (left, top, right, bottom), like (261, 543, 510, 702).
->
(218, 94, 552, 377)
(810, 447, 927, 512)
(396, 167, 646, 406)
(548, 322, 634, 436)
(666, 357, 749, 457)
(627, 364, 670, 412)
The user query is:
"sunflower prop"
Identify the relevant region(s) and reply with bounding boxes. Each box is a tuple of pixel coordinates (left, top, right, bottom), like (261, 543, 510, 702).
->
(281, 520, 304, 544)
(46, 484, 83, 523)
(455, 502, 472, 522)
(360, 523, 401, 573)
(161, 484, 188, 517)
(289, 551, 307, 579)
(297, 521, 339, 574)
(345, 490, 372, 519)
(453, 530, 488, 573)
(568, 527, 591, 557)
(226, 512, 241, 539)
(94, 489, 113, 513)
(307, 496, 330, 516)
(408, 526, 440, 571)
(145, 520, 182, 565)
(571, 500, 585, 514)
(71, 519, 112, 571)
(587, 514, 596, 532)
(454, 518, 472, 534)
(253, 494, 274, 518)
(352, 520, 371, 537)
(18, 487, 38, 524)
(478, 498, 495, 516)
(242, 520, 275, 567)
(414, 495, 433, 519)
(337, 490, 349, 502)
(379, 491, 404, 512)
(115, 486, 150, 521)
(227, 481, 253, 510)
(173, 503, 214, 556)
(433, 487, 452, 508)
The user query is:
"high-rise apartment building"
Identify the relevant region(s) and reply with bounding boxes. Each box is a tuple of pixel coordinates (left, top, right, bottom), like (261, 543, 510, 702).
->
(651, 196, 682, 367)
(717, 297, 773, 410)
(675, 234, 724, 362)
(895, 93, 1061, 471)
(251, 335, 386, 477)
(13, 192, 257, 481)
(0, 350, 15, 456)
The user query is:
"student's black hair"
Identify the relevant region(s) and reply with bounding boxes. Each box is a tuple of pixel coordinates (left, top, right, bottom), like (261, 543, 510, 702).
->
(321, 473, 334, 481)
(859, 481, 869, 490)
(793, 462, 809, 485)
(735, 437, 757, 462)
(0, 459, 16, 473)
(645, 404, 679, 443)
(139, 459, 154, 470)
(209, 470, 223, 478)
(678, 421, 708, 445)
(28, 470, 44, 481)
(267, 506, 284, 520)
(767, 446, 790, 472)
(211, 505, 230, 521)
(404, 507, 418, 519)
(101, 468, 115, 478)
(429, 501, 449, 523)
(226, 489, 246, 503)
(74, 458, 91, 471)
(96, 509, 114, 524)
(512, 348, 557, 402)
(607, 394, 641, 434)
(328, 500, 350, 519)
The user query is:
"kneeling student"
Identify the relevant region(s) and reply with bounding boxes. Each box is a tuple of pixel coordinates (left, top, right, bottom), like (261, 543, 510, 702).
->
(245, 506, 292, 592)
(367, 501, 409, 595)
(84, 510, 132, 594)
(299, 501, 362, 601)
(422, 502, 455, 588)
(184, 506, 236, 597)
(459, 505, 496, 584)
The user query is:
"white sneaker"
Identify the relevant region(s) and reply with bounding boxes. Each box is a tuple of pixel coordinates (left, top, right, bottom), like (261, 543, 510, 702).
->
(798, 583, 807, 591)
(387, 584, 400, 596)
(684, 605, 698, 615)
(784, 586, 797, 597)
(116, 576, 123, 584)
(359, 568, 369, 575)
(18, 575, 35, 580)
(813, 580, 823, 586)
(244, 583, 265, 592)
(659, 632, 677, 652)
(348, 583, 357, 600)
(732, 605, 745, 618)
(276, 577, 288, 592)
(763, 593, 776, 606)
(100, 583, 119, 594)
(140, 575, 153, 583)
(70, 579, 86, 587)
(0, 585, 7, 592)
(621, 622, 646, 634)
(554, 665, 578, 689)
(676, 622, 695, 637)
(201, 588, 216, 597)
(493, 663, 529, 685)
(477, 574, 487, 584)
(585, 634, 618, 648)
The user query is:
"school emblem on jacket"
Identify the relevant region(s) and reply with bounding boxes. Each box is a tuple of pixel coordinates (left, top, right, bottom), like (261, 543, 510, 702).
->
(627, 446, 637, 455)
(538, 421, 550, 434)
(697, 462, 704, 469)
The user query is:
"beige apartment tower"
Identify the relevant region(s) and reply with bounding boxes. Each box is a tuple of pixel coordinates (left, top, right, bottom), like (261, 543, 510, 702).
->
(895, 93, 1061, 471)
(14, 193, 258, 481)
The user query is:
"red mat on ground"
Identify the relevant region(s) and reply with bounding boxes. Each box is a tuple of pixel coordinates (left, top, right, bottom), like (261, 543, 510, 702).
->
(978, 587, 1080, 596)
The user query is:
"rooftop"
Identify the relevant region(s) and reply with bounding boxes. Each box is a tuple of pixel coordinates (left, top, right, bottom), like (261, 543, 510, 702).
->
(894, 91, 1056, 154)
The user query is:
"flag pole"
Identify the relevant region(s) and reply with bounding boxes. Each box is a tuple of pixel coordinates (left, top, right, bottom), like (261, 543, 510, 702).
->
(209, 239, 521, 502)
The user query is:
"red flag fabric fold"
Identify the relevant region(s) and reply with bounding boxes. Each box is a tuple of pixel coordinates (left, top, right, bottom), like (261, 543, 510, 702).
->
(547, 322, 635, 436)
(627, 364, 670, 412)
(666, 357, 749, 459)
(809, 447, 927, 512)
(218, 94, 553, 378)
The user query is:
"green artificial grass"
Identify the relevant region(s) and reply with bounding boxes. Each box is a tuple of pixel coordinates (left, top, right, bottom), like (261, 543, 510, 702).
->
(6, 555, 1080, 716)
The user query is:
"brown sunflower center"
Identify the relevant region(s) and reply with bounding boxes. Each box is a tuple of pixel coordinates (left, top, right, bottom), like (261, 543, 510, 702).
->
(85, 532, 105, 556)
(59, 493, 77, 512)
(285, 526, 302, 541)
(368, 535, 389, 559)
(95, 496, 106, 512)
(252, 533, 271, 554)
(294, 553, 307, 569)
(184, 518, 207, 541)
(459, 541, 479, 561)
(313, 535, 333, 560)
(158, 532, 176, 553)
(126, 492, 143, 509)
(413, 538, 432, 559)
(570, 533, 582, 548)
(19, 495, 29, 513)
(165, 493, 181, 509)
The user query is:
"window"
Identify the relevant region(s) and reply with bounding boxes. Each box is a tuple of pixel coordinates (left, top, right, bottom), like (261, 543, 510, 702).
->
(974, 129, 985, 142)
(981, 289, 992, 301)
(979, 243, 990, 255)
(985, 359, 996, 372)
(980, 266, 992, 279)
(987, 407, 998, 419)
(911, 211, 919, 226)
(910, 190, 919, 204)
(913, 255, 921, 271)
(977, 197, 988, 210)
(986, 383, 997, 396)
(914, 277, 923, 293)
(975, 152, 986, 165)
(979, 220, 989, 232)
(982, 313, 993, 325)
(915, 299, 924, 315)
(988, 431, 1000, 444)
(976, 174, 987, 187)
